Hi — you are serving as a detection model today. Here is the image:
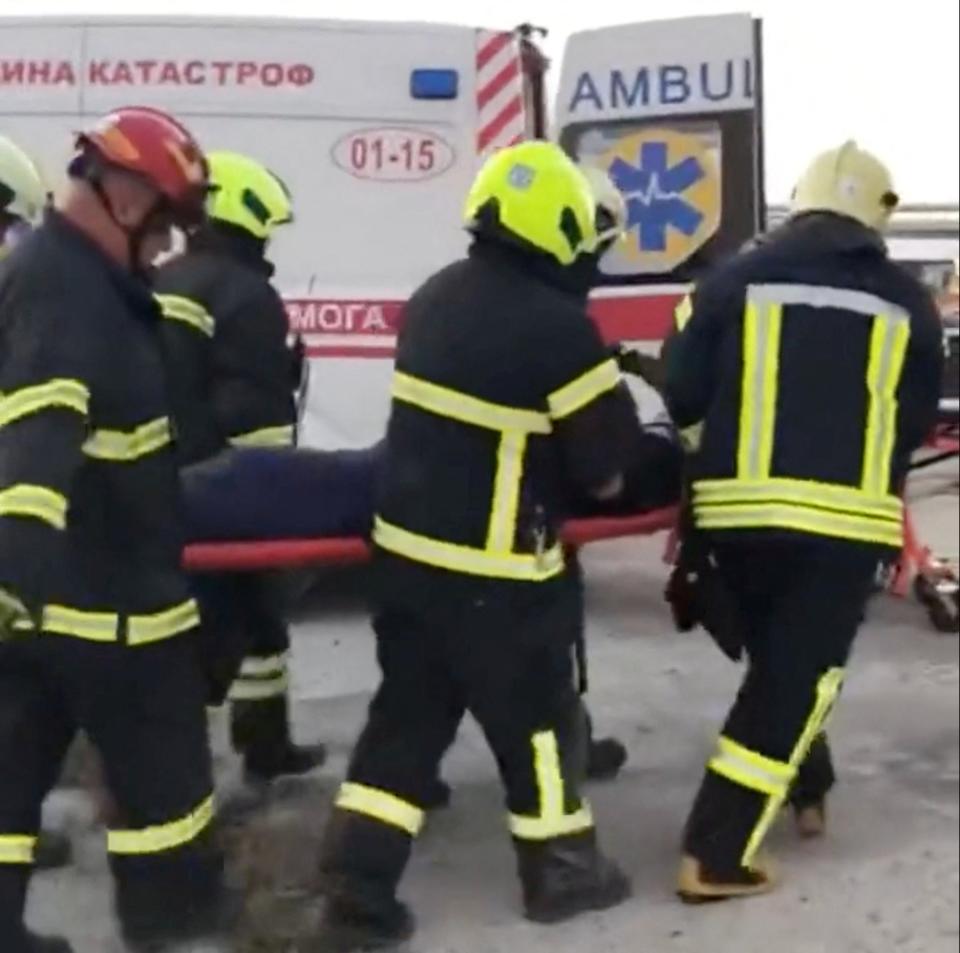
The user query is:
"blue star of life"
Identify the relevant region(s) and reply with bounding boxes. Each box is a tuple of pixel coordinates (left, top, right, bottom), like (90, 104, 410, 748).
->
(608, 141, 706, 252)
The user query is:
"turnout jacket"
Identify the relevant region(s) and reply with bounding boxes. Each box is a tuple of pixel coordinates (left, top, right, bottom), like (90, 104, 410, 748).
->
(0, 212, 198, 641)
(374, 239, 640, 583)
(153, 224, 298, 466)
(664, 213, 944, 549)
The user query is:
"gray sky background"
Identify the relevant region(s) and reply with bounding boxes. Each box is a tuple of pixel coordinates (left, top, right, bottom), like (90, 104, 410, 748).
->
(3, 0, 958, 202)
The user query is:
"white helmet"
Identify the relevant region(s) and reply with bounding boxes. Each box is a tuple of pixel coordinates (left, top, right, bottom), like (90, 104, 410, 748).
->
(791, 141, 898, 232)
(0, 135, 48, 227)
(580, 164, 628, 246)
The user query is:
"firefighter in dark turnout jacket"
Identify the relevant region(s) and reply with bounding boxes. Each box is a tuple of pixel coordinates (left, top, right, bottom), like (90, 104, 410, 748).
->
(664, 142, 944, 901)
(313, 141, 640, 952)
(0, 109, 229, 953)
(153, 151, 325, 782)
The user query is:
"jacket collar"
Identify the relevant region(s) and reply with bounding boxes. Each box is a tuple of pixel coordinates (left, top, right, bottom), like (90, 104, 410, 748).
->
(189, 222, 275, 278)
(45, 209, 159, 319)
(767, 212, 888, 258)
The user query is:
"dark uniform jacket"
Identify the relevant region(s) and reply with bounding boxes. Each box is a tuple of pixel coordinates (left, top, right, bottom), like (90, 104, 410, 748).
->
(153, 224, 298, 467)
(664, 213, 944, 550)
(0, 211, 198, 641)
(373, 239, 641, 584)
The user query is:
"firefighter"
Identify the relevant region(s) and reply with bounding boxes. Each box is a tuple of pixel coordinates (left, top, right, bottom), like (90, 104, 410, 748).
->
(153, 151, 326, 783)
(0, 136, 47, 258)
(0, 108, 232, 952)
(311, 141, 640, 952)
(663, 142, 944, 902)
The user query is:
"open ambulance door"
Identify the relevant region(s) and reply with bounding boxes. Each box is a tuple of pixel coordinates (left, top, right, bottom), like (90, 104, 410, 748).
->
(554, 13, 766, 349)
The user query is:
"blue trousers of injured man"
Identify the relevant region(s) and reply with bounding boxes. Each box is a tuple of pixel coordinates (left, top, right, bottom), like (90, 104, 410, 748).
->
(682, 537, 881, 877)
(317, 556, 629, 937)
(0, 634, 225, 951)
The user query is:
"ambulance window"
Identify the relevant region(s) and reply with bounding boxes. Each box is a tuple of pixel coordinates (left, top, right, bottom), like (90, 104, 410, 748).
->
(562, 112, 761, 286)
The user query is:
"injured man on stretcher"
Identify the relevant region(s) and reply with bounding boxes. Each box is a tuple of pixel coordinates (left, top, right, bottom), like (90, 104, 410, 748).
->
(181, 360, 683, 544)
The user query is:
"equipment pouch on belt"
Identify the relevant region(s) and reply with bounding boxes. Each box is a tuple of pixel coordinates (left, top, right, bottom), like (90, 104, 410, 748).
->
(665, 501, 746, 662)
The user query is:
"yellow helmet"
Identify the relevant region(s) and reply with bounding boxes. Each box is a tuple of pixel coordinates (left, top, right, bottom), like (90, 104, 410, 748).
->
(580, 164, 628, 247)
(206, 151, 293, 241)
(791, 141, 899, 231)
(464, 141, 597, 266)
(0, 135, 48, 226)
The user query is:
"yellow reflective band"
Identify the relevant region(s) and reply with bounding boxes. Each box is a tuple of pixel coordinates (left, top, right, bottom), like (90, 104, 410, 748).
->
(737, 299, 782, 480)
(693, 477, 902, 519)
(862, 314, 910, 496)
(743, 669, 845, 866)
(694, 502, 902, 547)
(547, 359, 620, 420)
(127, 599, 200, 645)
(0, 484, 68, 530)
(35, 599, 199, 645)
(0, 379, 90, 429)
(0, 834, 36, 865)
(486, 430, 527, 552)
(708, 736, 795, 799)
(392, 371, 551, 434)
(83, 417, 172, 462)
(228, 673, 289, 702)
(239, 653, 288, 678)
(373, 517, 565, 582)
(335, 782, 425, 836)
(108, 794, 215, 856)
(509, 731, 594, 841)
(155, 293, 215, 338)
(674, 294, 693, 330)
(229, 424, 295, 448)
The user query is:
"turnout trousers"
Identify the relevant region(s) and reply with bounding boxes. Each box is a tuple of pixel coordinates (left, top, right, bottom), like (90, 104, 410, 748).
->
(683, 536, 881, 872)
(320, 555, 594, 897)
(0, 633, 222, 945)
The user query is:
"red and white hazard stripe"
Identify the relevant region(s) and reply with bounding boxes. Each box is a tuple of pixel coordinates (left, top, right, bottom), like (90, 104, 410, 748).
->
(475, 30, 527, 159)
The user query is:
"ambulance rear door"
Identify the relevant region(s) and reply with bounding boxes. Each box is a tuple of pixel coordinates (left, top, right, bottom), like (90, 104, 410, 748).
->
(554, 13, 765, 351)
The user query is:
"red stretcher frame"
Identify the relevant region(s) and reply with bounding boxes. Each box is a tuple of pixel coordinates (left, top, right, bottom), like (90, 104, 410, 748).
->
(182, 508, 681, 573)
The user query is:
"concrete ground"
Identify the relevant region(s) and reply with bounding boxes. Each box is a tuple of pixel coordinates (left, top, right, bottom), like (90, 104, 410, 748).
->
(31, 461, 959, 953)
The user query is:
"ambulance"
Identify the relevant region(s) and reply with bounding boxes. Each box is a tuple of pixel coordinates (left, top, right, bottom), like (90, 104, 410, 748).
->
(0, 13, 765, 449)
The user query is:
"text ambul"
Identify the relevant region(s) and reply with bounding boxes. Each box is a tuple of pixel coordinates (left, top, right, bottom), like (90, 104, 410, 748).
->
(569, 59, 753, 112)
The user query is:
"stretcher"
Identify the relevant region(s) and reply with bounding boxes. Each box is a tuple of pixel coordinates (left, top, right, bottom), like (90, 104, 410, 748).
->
(182, 507, 680, 573)
(892, 419, 960, 634)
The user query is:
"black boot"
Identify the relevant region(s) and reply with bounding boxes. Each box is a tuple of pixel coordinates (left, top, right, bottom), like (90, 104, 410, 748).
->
(232, 695, 328, 784)
(514, 830, 632, 924)
(314, 808, 417, 951)
(315, 892, 415, 953)
(11, 932, 74, 953)
(33, 831, 72, 872)
(114, 835, 237, 951)
(586, 737, 628, 782)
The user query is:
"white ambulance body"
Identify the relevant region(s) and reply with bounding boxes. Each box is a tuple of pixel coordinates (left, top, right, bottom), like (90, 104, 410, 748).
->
(1, 14, 765, 449)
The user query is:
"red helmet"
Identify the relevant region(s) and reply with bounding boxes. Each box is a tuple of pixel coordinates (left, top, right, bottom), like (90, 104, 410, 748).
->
(75, 106, 208, 224)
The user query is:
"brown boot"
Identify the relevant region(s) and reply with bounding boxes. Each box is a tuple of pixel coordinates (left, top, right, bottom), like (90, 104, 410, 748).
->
(676, 854, 777, 904)
(794, 800, 827, 839)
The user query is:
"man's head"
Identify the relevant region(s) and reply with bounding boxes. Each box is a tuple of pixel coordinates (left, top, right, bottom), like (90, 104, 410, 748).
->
(0, 135, 48, 251)
(790, 141, 899, 232)
(62, 106, 208, 273)
(464, 140, 599, 267)
(205, 151, 293, 250)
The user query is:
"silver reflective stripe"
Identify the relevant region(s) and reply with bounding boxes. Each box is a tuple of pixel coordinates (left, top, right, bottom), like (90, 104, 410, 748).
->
(747, 283, 910, 321)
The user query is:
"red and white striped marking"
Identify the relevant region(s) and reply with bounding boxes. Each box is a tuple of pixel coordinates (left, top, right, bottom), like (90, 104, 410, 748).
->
(476, 30, 526, 158)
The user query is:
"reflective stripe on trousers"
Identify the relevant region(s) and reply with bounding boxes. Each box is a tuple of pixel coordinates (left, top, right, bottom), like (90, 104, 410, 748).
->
(108, 794, 215, 855)
(705, 667, 845, 866)
(509, 731, 594, 841)
(335, 782, 426, 837)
